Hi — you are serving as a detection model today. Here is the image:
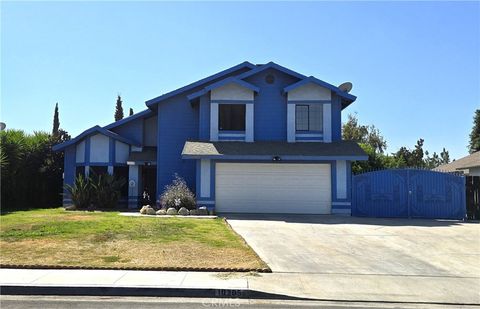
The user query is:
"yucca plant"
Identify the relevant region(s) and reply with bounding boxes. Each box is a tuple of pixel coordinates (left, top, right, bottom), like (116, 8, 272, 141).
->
(90, 173, 126, 209)
(64, 174, 92, 209)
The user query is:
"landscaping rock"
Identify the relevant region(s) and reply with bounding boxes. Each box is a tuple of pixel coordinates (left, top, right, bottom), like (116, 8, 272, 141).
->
(178, 207, 189, 216)
(197, 207, 208, 216)
(189, 209, 198, 216)
(64, 205, 76, 211)
(140, 205, 149, 214)
(166, 207, 178, 215)
(156, 209, 167, 215)
(145, 207, 156, 215)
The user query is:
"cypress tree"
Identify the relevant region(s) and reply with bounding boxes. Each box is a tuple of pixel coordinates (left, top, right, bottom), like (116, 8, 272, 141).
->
(114, 95, 124, 121)
(469, 109, 480, 153)
(129, 108, 134, 116)
(52, 103, 60, 136)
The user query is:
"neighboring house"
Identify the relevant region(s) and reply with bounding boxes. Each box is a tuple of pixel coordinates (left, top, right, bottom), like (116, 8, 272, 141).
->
(433, 151, 480, 176)
(53, 61, 367, 214)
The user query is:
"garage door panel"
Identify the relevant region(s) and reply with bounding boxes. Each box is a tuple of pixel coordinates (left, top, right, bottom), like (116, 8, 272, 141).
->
(215, 163, 331, 214)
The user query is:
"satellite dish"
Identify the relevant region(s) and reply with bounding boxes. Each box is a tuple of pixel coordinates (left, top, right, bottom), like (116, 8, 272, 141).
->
(338, 82, 353, 93)
(0, 122, 5, 131)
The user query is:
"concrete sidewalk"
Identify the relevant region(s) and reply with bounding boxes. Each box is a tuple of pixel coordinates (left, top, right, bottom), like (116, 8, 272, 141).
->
(1, 268, 479, 305)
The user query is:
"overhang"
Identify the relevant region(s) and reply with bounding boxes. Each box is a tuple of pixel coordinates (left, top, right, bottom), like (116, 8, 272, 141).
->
(182, 140, 368, 161)
(127, 147, 157, 165)
(52, 125, 141, 152)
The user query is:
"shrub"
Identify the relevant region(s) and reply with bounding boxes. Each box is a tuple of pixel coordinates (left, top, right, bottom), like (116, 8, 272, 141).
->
(64, 174, 92, 209)
(160, 174, 196, 210)
(90, 173, 126, 209)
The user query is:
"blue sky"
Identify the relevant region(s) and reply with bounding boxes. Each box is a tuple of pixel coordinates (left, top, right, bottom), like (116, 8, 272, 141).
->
(2, 1, 479, 160)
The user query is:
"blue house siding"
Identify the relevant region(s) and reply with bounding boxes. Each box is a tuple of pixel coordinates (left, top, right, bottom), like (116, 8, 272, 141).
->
(54, 61, 363, 213)
(244, 68, 300, 141)
(156, 96, 199, 200)
(198, 94, 210, 140)
(110, 118, 143, 146)
(331, 94, 342, 141)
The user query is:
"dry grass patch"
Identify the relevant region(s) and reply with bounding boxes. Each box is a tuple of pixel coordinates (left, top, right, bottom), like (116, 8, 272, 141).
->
(0, 208, 267, 270)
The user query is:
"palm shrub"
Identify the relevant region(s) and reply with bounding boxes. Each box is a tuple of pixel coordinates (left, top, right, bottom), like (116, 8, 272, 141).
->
(64, 174, 92, 209)
(160, 174, 196, 210)
(90, 173, 126, 209)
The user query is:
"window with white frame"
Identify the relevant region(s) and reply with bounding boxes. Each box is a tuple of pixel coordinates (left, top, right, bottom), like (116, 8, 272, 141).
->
(295, 104, 323, 132)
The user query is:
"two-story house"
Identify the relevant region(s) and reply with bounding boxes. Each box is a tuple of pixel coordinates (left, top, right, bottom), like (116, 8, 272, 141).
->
(53, 61, 367, 214)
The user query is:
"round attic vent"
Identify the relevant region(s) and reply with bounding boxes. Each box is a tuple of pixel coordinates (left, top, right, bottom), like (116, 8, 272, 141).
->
(265, 74, 275, 84)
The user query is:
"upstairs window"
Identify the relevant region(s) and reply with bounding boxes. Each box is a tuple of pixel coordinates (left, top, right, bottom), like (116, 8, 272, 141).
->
(219, 104, 246, 131)
(295, 104, 323, 132)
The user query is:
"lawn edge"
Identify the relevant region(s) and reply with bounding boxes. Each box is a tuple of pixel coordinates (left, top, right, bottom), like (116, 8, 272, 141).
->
(0, 263, 271, 273)
(222, 218, 271, 272)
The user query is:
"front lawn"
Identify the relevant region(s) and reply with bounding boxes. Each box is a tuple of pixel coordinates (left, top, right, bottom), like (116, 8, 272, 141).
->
(0, 208, 267, 271)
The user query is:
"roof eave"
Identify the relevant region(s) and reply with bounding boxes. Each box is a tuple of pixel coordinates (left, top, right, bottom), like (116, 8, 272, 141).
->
(145, 61, 256, 107)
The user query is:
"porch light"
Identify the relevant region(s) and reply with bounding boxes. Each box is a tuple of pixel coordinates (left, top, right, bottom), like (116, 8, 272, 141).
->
(272, 156, 281, 162)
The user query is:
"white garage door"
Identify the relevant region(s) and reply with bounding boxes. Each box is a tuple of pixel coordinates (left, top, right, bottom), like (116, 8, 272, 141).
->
(215, 163, 331, 214)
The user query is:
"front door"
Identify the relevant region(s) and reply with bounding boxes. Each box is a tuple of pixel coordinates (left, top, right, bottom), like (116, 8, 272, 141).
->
(141, 166, 157, 205)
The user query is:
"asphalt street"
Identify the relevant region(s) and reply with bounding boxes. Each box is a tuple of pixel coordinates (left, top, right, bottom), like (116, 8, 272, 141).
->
(1, 296, 474, 309)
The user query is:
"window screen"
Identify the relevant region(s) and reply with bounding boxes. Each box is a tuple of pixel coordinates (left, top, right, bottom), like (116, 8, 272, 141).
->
(295, 105, 309, 131)
(219, 104, 246, 131)
(309, 104, 323, 131)
(295, 104, 323, 132)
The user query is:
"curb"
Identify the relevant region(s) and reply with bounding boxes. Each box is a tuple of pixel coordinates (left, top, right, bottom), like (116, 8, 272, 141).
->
(0, 264, 271, 273)
(0, 285, 310, 300)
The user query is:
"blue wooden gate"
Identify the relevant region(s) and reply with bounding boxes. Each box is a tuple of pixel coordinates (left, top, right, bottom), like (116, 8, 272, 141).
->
(352, 169, 466, 219)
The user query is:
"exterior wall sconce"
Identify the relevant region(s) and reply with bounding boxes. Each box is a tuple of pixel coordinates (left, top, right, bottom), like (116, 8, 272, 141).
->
(272, 156, 281, 162)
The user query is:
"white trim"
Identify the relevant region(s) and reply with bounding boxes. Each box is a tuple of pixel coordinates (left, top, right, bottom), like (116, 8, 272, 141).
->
(336, 160, 347, 199)
(332, 202, 351, 206)
(197, 200, 215, 204)
(200, 159, 211, 198)
(218, 133, 246, 137)
(287, 103, 295, 142)
(323, 103, 332, 142)
(295, 134, 323, 138)
(84, 165, 90, 177)
(331, 208, 351, 215)
(107, 166, 114, 175)
(210, 103, 219, 141)
(246, 103, 254, 142)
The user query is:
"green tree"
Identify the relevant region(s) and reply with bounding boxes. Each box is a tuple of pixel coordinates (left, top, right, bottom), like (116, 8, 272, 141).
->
(468, 109, 480, 153)
(52, 103, 59, 136)
(114, 95, 124, 121)
(129, 108, 134, 116)
(1, 129, 70, 210)
(342, 113, 387, 153)
(440, 148, 450, 164)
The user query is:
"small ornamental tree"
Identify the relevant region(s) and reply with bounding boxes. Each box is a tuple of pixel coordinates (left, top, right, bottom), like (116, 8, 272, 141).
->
(160, 174, 196, 210)
(52, 103, 60, 136)
(114, 95, 124, 121)
(469, 109, 480, 153)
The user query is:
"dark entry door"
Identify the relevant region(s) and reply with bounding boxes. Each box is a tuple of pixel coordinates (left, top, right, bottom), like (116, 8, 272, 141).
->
(142, 166, 157, 204)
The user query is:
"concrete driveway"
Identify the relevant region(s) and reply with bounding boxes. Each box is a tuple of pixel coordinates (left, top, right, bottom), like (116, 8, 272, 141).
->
(226, 215, 480, 277)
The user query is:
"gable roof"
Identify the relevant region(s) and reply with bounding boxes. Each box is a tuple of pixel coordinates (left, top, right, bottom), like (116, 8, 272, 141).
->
(235, 61, 306, 80)
(52, 125, 141, 152)
(433, 151, 480, 172)
(104, 109, 154, 130)
(283, 76, 357, 103)
(187, 77, 259, 101)
(146, 61, 256, 107)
